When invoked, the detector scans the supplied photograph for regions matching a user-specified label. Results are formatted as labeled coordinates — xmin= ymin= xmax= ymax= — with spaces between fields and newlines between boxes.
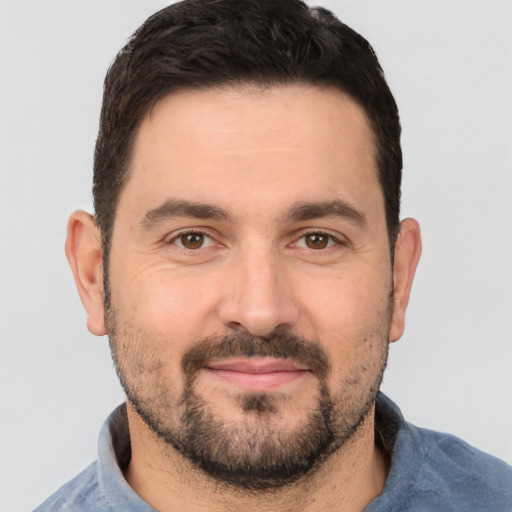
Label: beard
xmin=106 ymin=293 xmax=391 ymax=491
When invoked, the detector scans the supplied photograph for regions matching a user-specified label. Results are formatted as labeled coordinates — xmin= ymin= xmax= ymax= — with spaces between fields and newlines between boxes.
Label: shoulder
xmin=420 ymin=427 xmax=511 ymax=489
xmin=401 ymin=424 xmax=512 ymax=510
xmin=33 ymin=462 xmax=103 ymax=512
xmin=371 ymin=395 xmax=512 ymax=511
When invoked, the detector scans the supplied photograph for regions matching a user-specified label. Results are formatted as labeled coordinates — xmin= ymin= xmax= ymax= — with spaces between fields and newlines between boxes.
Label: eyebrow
xmin=287 ymin=200 xmax=367 ymax=226
xmin=139 ymin=198 xmax=366 ymax=230
xmin=140 ymin=199 xmax=231 ymax=229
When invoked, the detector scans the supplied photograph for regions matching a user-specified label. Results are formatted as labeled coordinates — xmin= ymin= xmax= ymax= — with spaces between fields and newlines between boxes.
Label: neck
xmin=124 ymin=401 xmax=389 ymax=512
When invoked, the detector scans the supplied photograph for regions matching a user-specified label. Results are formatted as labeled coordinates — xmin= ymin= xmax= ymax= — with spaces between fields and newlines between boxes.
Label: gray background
xmin=1 ymin=1 xmax=511 ymax=510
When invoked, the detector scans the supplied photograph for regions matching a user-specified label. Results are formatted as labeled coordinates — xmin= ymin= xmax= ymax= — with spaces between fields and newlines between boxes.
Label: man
xmin=35 ymin=0 xmax=512 ymax=510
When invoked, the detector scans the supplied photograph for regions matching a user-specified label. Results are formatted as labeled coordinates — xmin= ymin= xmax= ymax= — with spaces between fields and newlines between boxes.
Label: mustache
xmin=181 ymin=331 xmax=331 ymax=380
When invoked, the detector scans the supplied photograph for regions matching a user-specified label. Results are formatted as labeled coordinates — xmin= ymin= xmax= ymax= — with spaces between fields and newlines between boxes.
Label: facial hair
xmin=106 ymin=294 xmax=391 ymax=491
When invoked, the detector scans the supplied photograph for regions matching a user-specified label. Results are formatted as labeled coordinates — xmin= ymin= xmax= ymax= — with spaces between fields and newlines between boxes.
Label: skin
xmin=66 ymin=85 xmax=421 ymax=512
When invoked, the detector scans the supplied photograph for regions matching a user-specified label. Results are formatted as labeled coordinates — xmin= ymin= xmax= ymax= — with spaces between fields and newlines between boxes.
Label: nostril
xmin=217 ymin=261 xmax=300 ymax=336
xmin=226 ymin=321 xmax=246 ymax=332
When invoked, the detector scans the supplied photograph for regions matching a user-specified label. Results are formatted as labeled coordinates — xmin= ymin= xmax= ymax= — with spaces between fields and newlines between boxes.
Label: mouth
xmin=202 ymin=357 xmax=310 ymax=391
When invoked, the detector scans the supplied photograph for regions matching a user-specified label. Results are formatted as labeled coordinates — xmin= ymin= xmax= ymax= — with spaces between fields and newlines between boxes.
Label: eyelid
xmin=291 ymin=230 xmax=348 ymax=249
xmin=166 ymin=229 xmax=216 ymax=249
xmin=163 ymin=227 xmax=348 ymax=250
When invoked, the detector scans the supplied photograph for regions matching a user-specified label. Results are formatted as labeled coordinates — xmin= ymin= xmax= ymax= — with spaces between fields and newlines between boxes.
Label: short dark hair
xmin=93 ymin=0 xmax=402 ymax=257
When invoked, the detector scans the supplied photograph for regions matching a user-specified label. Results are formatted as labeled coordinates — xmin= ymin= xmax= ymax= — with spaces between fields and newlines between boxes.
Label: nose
xmin=218 ymin=245 xmax=300 ymax=336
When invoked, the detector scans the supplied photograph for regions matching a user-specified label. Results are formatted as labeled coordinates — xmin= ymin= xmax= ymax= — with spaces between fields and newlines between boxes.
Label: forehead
xmin=121 ymin=84 xmax=382 ymax=223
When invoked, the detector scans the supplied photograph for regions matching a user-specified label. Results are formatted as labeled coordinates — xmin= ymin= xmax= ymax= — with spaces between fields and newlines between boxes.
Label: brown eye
xmin=304 ymin=233 xmax=329 ymax=249
xmin=179 ymin=232 xmax=205 ymax=249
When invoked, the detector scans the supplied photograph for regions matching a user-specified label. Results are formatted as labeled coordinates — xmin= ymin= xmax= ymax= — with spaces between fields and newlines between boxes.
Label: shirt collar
xmin=96 ymin=393 xmax=414 ymax=510
xmin=96 ymin=403 xmax=155 ymax=511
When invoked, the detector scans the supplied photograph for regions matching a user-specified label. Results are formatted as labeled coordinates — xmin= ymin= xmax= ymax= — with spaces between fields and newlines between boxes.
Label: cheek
xmin=296 ymin=267 xmax=392 ymax=372
xmin=110 ymin=261 xmax=222 ymax=343
xmin=107 ymin=270 xmax=209 ymax=393
xmin=299 ymin=266 xmax=391 ymax=333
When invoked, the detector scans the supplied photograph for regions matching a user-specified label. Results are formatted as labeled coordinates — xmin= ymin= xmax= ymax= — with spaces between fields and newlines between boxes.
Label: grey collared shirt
xmin=35 ymin=394 xmax=512 ymax=511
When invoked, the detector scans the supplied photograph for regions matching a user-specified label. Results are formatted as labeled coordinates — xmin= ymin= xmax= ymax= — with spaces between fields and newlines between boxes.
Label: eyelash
xmin=167 ymin=230 xmax=215 ymax=250
xmin=294 ymin=231 xmax=343 ymax=250
xmin=167 ymin=230 xmax=346 ymax=251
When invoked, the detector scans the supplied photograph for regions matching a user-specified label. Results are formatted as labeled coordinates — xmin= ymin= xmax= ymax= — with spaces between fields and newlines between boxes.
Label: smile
xmin=203 ymin=357 xmax=310 ymax=390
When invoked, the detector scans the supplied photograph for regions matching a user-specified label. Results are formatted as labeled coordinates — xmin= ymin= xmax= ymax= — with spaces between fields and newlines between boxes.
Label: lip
xmin=203 ymin=357 xmax=309 ymax=390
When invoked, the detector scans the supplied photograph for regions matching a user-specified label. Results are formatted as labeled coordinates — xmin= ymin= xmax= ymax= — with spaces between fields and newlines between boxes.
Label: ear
xmin=65 ymin=210 xmax=107 ymax=336
xmin=389 ymin=218 xmax=422 ymax=342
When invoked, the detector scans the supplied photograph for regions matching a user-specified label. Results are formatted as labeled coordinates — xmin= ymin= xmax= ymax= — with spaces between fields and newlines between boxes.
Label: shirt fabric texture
xmin=34 ymin=393 xmax=512 ymax=511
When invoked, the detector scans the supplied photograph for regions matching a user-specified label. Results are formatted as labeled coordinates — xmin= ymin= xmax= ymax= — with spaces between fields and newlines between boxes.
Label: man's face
xmin=105 ymin=85 xmax=397 ymax=488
